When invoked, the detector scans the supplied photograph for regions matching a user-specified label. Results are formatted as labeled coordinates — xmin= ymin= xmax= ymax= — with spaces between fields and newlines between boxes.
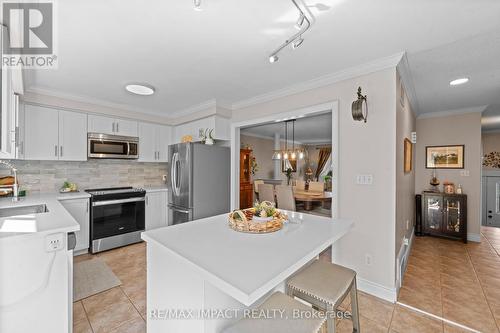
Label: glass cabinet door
xmin=444 ymin=197 xmax=462 ymax=234
xmin=425 ymin=196 xmax=442 ymax=232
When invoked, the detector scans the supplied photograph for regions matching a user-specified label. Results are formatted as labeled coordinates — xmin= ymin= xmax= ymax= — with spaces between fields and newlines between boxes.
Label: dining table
xmin=293 ymin=190 xmax=333 ymax=211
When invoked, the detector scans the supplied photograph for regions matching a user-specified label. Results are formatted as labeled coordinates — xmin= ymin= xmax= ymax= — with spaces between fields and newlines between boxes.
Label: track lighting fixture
xmin=295 ymin=13 xmax=305 ymax=29
xmin=269 ymin=55 xmax=279 ymax=63
xmin=292 ymin=37 xmax=304 ymax=49
xmin=269 ymin=0 xmax=313 ymax=63
xmin=193 ymin=0 xmax=202 ymax=11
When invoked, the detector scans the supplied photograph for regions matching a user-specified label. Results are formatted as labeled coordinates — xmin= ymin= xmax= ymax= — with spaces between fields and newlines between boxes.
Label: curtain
xmin=315 ymin=148 xmax=331 ymax=180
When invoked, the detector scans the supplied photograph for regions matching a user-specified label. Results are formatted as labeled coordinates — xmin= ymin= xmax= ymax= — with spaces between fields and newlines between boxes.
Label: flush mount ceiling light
xmin=269 ymin=0 xmax=313 ymax=63
xmin=449 ymin=78 xmax=469 ymax=86
xmin=193 ymin=0 xmax=202 ymax=11
xmin=125 ymin=84 xmax=155 ymax=96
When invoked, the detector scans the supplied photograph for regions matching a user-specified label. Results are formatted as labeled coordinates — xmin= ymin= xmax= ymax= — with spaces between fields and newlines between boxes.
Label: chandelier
xmin=272 ymin=120 xmax=304 ymax=160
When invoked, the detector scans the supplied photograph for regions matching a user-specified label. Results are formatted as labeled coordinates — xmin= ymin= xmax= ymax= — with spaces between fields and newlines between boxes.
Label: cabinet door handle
xmin=55 ymin=145 xmax=58 ymax=157
xmin=86 ymin=201 xmax=89 ymax=213
xmin=116 ymin=122 xmax=119 ymax=132
xmin=112 ymin=122 xmax=115 ymax=132
xmin=60 ymin=146 xmax=63 ymax=157
xmin=146 ymin=196 xmax=149 ymax=205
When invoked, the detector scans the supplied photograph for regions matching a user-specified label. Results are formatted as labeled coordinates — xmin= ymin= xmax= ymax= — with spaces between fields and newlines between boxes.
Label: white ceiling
xmin=24 ymin=0 xmax=500 ymax=118
xmin=406 ymin=29 xmax=500 ymax=116
xmin=241 ymin=113 xmax=332 ymax=144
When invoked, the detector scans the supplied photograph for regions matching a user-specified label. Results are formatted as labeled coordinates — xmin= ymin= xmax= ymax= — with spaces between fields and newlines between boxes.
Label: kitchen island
xmin=141 ymin=211 xmax=352 ymax=333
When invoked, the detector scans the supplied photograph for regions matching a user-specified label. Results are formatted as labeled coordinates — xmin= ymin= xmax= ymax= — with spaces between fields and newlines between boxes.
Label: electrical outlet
xmin=45 ymin=233 xmax=64 ymax=252
xmin=365 ymin=254 xmax=372 ymax=266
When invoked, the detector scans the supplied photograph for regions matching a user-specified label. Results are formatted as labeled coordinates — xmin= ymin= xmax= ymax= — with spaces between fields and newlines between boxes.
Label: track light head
xmin=194 ymin=0 xmax=202 ymax=11
xmin=295 ymin=13 xmax=305 ymax=29
xmin=292 ymin=37 xmax=304 ymax=49
xmin=269 ymin=54 xmax=279 ymax=63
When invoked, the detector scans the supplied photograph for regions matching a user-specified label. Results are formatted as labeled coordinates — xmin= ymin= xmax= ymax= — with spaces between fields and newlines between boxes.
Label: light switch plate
xmin=356 ymin=174 xmax=373 ymax=185
xmin=411 ymin=132 xmax=417 ymax=144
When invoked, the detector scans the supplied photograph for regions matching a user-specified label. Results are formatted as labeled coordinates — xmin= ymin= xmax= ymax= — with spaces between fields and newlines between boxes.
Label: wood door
xmin=58 ymin=110 xmax=87 ymax=161
xmin=24 ymin=105 xmax=59 ymax=160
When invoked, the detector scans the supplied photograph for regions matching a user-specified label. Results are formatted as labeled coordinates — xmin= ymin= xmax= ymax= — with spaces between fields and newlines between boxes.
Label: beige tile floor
xmin=73 ymin=227 xmax=500 ymax=333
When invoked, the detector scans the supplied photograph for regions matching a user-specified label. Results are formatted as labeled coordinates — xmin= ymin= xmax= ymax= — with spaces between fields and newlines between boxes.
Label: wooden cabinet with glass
xmin=422 ymin=192 xmax=467 ymax=243
xmin=239 ymin=149 xmax=253 ymax=209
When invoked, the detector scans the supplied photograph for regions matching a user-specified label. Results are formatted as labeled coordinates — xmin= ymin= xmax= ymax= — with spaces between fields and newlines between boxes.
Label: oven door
xmin=91 ymin=197 xmax=145 ymax=240
xmin=88 ymin=135 xmax=138 ymax=159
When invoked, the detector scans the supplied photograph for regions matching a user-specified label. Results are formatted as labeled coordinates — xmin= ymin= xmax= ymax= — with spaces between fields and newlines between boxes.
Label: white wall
xmin=395 ymin=73 xmax=416 ymax=260
xmin=232 ymin=68 xmax=398 ymax=300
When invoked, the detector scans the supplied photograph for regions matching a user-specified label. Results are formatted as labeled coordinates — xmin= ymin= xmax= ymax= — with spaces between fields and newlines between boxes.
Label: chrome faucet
xmin=0 ymin=160 xmax=19 ymax=202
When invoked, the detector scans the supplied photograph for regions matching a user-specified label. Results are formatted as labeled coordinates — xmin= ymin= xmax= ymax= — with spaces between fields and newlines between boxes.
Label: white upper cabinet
xmin=172 ymin=116 xmax=230 ymax=144
xmin=138 ymin=122 xmax=171 ymax=162
xmin=138 ymin=122 xmax=156 ymax=162
xmin=157 ymin=125 xmax=171 ymax=162
xmin=25 ymin=105 xmax=59 ymax=160
xmin=58 ymin=110 xmax=87 ymax=161
xmin=0 ymin=64 xmax=23 ymax=159
xmin=24 ymin=105 xmax=87 ymax=161
xmin=88 ymin=115 xmax=138 ymax=137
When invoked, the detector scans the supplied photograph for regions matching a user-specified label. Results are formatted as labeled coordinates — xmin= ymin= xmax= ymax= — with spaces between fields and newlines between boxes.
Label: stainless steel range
xmin=86 ymin=187 xmax=146 ymax=253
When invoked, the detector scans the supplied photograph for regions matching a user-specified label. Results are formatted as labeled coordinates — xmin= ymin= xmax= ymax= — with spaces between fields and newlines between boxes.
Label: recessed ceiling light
xmin=125 ymin=84 xmax=155 ymax=96
xmin=449 ymin=78 xmax=469 ymax=86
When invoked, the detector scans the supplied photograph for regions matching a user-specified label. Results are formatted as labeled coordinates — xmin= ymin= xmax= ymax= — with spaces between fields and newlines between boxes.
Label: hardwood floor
xmin=73 ymin=227 xmax=500 ymax=332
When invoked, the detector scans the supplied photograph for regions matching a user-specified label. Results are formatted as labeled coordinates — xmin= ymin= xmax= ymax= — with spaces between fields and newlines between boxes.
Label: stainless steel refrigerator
xmin=168 ymin=142 xmax=230 ymax=225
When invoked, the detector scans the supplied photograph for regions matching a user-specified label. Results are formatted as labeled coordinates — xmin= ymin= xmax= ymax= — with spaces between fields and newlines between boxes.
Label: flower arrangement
xmin=199 ymin=128 xmax=215 ymax=145
xmin=250 ymin=157 xmax=259 ymax=176
xmin=253 ymin=200 xmax=276 ymax=218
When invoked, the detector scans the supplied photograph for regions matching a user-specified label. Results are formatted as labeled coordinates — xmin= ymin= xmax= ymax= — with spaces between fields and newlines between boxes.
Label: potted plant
xmin=199 ymin=128 xmax=215 ymax=145
xmin=323 ymin=171 xmax=332 ymax=191
xmin=285 ymin=168 xmax=293 ymax=186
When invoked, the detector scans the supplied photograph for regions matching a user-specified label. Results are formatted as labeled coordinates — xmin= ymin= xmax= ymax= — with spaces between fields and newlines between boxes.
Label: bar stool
xmin=287 ymin=260 xmax=360 ymax=333
xmin=222 ymin=291 xmax=326 ymax=333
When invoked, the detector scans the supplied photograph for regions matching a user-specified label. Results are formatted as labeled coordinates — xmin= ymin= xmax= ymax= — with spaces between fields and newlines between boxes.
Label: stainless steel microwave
xmin=88 ymin=133 xmax=139 ymax=159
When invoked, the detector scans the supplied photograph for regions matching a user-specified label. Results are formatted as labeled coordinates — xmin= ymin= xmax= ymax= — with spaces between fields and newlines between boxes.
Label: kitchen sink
xmin=0 ymin=204 xmax=49 ymax=218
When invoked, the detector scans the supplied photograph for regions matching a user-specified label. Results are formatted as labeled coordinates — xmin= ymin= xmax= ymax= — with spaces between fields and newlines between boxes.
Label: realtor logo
xmin=2 ymin=0 xmax=57 ymax=68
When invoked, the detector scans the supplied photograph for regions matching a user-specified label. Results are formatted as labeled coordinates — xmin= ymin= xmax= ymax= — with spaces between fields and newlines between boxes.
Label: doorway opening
xmin=229 ymin=101 xmax=339 ymax=219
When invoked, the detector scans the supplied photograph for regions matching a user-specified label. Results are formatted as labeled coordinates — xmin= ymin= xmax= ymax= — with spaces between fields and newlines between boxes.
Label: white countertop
xmin=0 ymin=193 xmax=85 ymax=240
xmin=144 ymin=186 xmax=168 ymax=193
xmin=142 ymin=212 xmax=353 ymax=305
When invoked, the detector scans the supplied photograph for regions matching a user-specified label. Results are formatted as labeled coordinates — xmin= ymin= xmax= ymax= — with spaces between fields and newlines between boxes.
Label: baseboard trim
xmin=467 ymin=233 xmax=481 ymax=242
xmin=356 ymin=277 xmax=397 ymax=303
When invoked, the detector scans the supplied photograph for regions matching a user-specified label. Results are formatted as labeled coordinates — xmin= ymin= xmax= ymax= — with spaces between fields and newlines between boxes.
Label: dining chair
xmin=308 ymin=181 xmax=324 ymax=193
xmin=295 ymin=180 xmax=306 ymax=191
xmin=275 ymin=185 xmax=296 ymax=211
xmin=254 ymin=180 xmax=264 ymax=198
xmin=258 ymin=184 xmax=275 ymax=205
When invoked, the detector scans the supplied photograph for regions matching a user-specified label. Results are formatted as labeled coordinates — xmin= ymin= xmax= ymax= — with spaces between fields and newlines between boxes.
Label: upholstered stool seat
xmin=222 ymin=291 xmax=326 ymax=333
xmin=287 ymin=260 xmax=360 ymax=333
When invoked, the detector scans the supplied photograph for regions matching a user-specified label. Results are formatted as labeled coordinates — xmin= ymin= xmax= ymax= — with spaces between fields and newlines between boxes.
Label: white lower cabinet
xmin=60 ymin=198 xmax=90 ymax=252
xmin=145 ymin=190 xmax=168 ymax=230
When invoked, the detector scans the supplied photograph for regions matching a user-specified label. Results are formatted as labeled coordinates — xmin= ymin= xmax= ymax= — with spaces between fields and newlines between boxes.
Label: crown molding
xmin=24 ymin=86 xmax=171 ymax=119
xmin=168 ymin=99 xmax=217 ymax=119
xmin=231 ymin=52 xmax=405 ymax=110
xmin=396 ymin=52 xmax=420 ymax=114
xmin=417 ymin=105 xmax=487 ymax=119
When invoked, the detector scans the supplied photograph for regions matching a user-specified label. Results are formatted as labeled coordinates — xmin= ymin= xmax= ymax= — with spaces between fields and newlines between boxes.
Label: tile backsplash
xmin=0 ymin=160 xmax=168 ymax=194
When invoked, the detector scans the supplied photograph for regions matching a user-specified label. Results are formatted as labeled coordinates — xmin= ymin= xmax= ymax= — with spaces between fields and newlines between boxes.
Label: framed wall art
xmin=426 ymin=145 xmax=464 ymax=169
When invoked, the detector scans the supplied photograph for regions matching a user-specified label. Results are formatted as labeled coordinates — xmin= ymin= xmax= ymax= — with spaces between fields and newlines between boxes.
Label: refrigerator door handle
xmin=171 ymin=152 xmax=180 ymax=196
xmin=168 ymin=205 xmax=190 ymax=214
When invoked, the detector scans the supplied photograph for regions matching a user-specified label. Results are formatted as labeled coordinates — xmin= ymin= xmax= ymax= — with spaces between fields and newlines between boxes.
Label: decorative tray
xmin=228 ymin=201 xmax=287 ymax=234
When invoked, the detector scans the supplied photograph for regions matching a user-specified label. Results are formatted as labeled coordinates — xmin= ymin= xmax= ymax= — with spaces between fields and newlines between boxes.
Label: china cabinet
xmin=422 ymin=192 xmax=467 ymax=243
xmin=239 ymin=149 xmax=253 ymax=209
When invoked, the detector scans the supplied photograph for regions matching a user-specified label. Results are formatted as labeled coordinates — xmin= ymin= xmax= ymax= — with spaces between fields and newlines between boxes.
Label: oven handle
xmin=93 ymin=197 xmax=145 ymax=206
